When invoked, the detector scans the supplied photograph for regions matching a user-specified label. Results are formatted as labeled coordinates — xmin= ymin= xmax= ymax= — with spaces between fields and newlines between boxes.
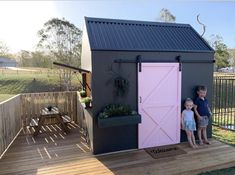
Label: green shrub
xmin=80 ymin=90 xmax=87 ymax=97
xmin=83 ymin=97 xmax=91 ymax=103
xmin=98 ymin=104 xmax=137 ymax=118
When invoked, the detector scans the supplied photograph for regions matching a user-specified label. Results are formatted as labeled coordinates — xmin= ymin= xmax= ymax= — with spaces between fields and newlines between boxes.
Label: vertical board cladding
xmin=91 ymin=52 xmax=138 ymax=154
xmin=91 ymin=51 xmax=214 ymax=154
xmin=181 ymin=62 xmax=214 ymax=141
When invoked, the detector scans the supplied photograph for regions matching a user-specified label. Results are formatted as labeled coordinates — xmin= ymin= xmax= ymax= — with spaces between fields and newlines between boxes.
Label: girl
xmin=181 ymin=98 xmax=198 ymax=148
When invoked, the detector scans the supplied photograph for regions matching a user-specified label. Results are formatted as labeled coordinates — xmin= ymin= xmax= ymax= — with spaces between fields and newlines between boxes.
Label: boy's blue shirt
xmin=194 ymin=97 xmax=210 ymax=117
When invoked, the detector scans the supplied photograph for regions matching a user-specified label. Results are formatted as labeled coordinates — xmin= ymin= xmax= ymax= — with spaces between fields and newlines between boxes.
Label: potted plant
xmin=80 ymin=90 xmax=87 ymax=98
xmin=83 ymin=97 xmax=92 ymax=108
xmin=47 ymin=105 xmax=53 ymax=111
xmin=97 ymin=104 xmax=141 ymax=128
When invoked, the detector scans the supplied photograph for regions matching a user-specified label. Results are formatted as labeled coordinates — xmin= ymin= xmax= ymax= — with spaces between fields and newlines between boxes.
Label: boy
xmin=194 ymin=85 xmax=212 ymax=145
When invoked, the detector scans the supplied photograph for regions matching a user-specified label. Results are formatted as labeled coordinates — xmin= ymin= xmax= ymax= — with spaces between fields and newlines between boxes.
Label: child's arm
xmin=181 ymin=113 xmax=184 ymax=130
xmin=207 ymin=104 xmax=212 ymax=116
xmin=194 ymin=105 xmax=202 ymax=120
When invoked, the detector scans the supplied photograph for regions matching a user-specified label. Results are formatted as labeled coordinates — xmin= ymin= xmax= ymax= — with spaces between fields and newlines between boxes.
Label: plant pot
xmin=85 ymin=102 xmax=90 ymax=108
xmin=98 ymin=114 xmax=141 ymax=128
xmin=47 ymin=106 xmax=52 ymax=111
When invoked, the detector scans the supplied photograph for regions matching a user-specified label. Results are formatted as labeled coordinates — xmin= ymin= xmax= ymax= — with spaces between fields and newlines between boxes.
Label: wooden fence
xmin=0 ymin=95 xmax=22 ymax=158
xmin=21 ymin=91 xmax=78 ymax=126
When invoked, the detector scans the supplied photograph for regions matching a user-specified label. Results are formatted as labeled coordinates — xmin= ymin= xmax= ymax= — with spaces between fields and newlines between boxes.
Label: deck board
xmin=1 ymin=126 xmax=235 ymax=175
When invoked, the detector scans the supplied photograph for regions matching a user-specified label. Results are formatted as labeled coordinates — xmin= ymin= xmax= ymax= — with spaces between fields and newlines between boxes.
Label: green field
xmin=213 ymin=125 xmax=235 ymax=146
xmin=0 ymin=67 xmax=81 ymax=102
xmin=0 ymin=94 xmax=16 ymax=102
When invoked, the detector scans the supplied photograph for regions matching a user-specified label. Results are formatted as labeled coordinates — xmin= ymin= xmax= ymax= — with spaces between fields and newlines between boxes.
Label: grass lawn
xmin=0 ymin=94 xmax=16 ymax=103
xmin=212 ymin=125 xmax=235 ymax=146
xmin=198 ymin=126 xmax=235 ymax=175
xmin=0 ymin=67 xmax=81 ymax=102
xmin=199 ymin=167 xmax=235 ymax=175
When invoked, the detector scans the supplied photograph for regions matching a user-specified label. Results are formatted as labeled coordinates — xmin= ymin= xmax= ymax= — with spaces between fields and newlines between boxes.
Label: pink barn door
xmin=138 ymin=63 xmax=181 ymax=149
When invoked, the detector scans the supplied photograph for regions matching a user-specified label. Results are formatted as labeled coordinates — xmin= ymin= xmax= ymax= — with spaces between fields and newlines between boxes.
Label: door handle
xmin=139 ymin=96 xmax=142 ymax=103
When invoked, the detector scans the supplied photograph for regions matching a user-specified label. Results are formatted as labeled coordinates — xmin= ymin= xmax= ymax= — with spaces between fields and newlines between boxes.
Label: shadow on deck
xmin=1 ymin=126 xmax=235 ymax=175
xmin=0 ymin=123 xmax=92 ymax=175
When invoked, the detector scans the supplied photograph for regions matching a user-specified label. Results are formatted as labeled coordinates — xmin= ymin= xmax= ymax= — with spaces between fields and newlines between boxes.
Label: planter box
xmin=98 ymin=114 xmax=141 ymax=128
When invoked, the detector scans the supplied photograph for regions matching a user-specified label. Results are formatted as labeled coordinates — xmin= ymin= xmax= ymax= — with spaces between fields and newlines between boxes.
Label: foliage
xmin=209 ymin=35 xmax=230 ymax=69
xmin=37 ymin=18 xmax=82 ymax=90
xmin=114 ymin=76 xmax=129 ymax=97
xmin=83 ymin=97 xmax=91 ymax=103
xmin=82 ymin=97 xmax=91 ymax=108
xmin=37 ymin=18 xmax=82 ymax=66
xmin=229 ymin=49 xmax=235 ymax=67
xmin=0 ymin=41 xmax=10 ymax=57
xmin=47 ymin=105 xmax=53 ymax=111
xmin=0 ymin=40 xmax=16 ymax=60
xmin=17 ymin=50 xmax=53 ymax=68
xmin=79 ymin=90 xmax=87 ymax=97
xmin=31 ymin=51 xmax=53 ymax=68
xmin=98 ymin=104 xmax=137 ymax=119
xmin=157 ymin=8 xmax=176 ymax=23
xmin=106 ymin=66 xmax=130 ymax=97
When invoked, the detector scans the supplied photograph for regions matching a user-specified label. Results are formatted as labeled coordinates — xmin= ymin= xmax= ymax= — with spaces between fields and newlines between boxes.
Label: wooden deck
xmin=1 ymin=125 xmax=235 ymax=175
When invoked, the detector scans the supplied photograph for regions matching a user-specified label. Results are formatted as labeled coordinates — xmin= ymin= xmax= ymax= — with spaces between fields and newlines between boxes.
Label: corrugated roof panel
xmin=85 ymin=17 xmax=213 ymax=52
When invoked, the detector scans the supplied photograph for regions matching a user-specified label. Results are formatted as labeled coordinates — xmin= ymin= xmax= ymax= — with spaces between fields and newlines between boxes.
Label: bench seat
xmin=29 ymin=118 xmax=39 ymax=127
xmin=62 ymin=115 xmax=72 ymax=123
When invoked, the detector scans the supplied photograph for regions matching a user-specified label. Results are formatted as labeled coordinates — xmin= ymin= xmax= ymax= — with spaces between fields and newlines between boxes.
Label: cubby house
xmin=81 ymin=17 xmax=214 ymax=154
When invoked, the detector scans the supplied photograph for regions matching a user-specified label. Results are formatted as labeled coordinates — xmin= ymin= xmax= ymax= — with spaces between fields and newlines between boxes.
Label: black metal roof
xmin=85 ymin=17 xmax=214 ymax=53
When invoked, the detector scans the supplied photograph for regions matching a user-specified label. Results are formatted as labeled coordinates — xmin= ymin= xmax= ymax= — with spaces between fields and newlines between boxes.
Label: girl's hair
xmin=184 ymin=98 xmax=193 ymax=104
xmin=197 ymin=85 xmax=207 ymax=91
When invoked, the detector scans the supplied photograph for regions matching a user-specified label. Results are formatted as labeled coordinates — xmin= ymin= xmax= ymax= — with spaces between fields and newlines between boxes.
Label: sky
xmin=0 ymin=0 xmax=235 ymax=53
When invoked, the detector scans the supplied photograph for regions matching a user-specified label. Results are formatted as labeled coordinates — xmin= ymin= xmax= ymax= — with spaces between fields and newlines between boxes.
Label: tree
xmin=31 ymin=51 xmax=53 ymax=68
xmin=157 ymin=8 xmax=176 ymax=23
xmin=37 ymin=18 xmax=82 ymax=66
xmin=37 ymin=18 xmax=82 ymax=90
xmin=209 ymin=35 xmax=230 ymax=69
xmin=0 ymin=41 xmax=10 ymax=57
xmin=229 ymin=49 xmax=235 ymax=67
xmin=18 ymin=50 xmax=32 ymax=67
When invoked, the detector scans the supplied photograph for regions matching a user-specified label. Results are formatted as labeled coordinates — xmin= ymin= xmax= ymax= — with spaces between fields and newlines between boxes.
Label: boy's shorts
xmin=198 ymin=116 xmax=209 ymax=127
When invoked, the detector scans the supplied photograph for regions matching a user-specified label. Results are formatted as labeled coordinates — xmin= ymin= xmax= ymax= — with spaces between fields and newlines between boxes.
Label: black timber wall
xmin=91 ymin=51 xmax=214 ymax=154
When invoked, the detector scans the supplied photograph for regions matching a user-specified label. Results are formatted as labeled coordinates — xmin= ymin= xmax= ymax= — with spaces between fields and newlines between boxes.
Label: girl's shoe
xmin=199 ymin=141 xmax=204 ymax=145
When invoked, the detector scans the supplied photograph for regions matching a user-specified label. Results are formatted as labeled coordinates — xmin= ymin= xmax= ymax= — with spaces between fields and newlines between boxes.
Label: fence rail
xmin=213 ymin=75 xmax=235 ymax=130
xmin=21 ymin=91 xmax=78 ymax=126
xmin=0 ymin=95 xmax=22 ymax=158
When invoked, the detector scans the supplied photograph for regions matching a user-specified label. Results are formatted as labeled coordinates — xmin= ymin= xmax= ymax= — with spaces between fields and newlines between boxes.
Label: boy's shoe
xmin=204 ymin=140 xmax=211 ymax=145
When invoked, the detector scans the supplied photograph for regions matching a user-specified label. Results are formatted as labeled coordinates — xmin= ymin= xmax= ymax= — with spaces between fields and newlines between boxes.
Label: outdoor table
xmin=33 ymin=107 xmax=69 ymax=136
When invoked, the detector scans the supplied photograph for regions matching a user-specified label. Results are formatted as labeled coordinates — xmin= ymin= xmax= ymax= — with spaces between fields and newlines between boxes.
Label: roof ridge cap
xmin=85 ymin=17 xmax=190 ymax=27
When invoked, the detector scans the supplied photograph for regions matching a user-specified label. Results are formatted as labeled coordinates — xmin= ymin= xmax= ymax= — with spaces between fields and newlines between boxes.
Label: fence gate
xmin=213 ymin=75 xmax=235 ymax=130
